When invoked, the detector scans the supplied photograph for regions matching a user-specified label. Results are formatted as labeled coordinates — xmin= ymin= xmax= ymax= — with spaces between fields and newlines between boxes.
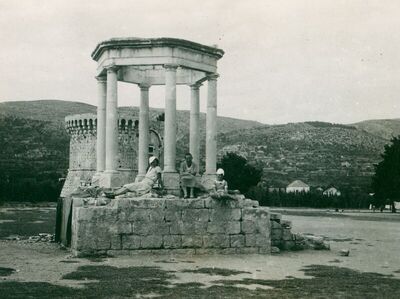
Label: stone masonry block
xmin=203 ymin=234 xmax=229 ymax=248
xmin=163 ymin=235 xmax=182 ymax=249
xmin=242 ymin=207 xmax=270 ymax=221
xmin=182 ymin=235 xmax=203 ymax=248
xmin=230 ymin=234 xmax=245 ymax=248
xmin=109 ymin=221 xmax=132 ymax=235
xmin=125 ymin=210 xmax=150 ymax=222
xmin=133 ymin=221 xmax=170 ymax=236
xmin=90 ymin=233 xmax=111 ymax=250
xmin=282 ymin=228 xmax=293 ymax=241
xmin=111 ymin=198 xmax=166 ymax=209
xmin=209 ymin=208 xmax=241 ymax=221
xmin=245 ymin=234 xmax=256 ymax=247
xmin=165 ymin=198 xmax=189 ymax=209
xmin=76 ymin=207 xmax=95 ymax=221
xmin=111 ymin=235 xmax=122 ymax=250
xmin=258 ymin=246 xmax=271 ymax=254
xmin=122 ymin=235 xmax=141 ymax=249
xmin=207 ymin=221 xmax=241 ymax=234
xmin=170 ymin=221 xmax=207 ymax=235
xmin=272 ymin=240 xmax=282 ymax=247
xmin=271 ymin=221 xmax=282 ymax=229
xmin=205 ymin=198 xmax=244 ymax=209
xmin=76 ymin=206 xmax=118 ymax=223
xmin=271 ymin=228 xmax=283 ymax=240
xmin=165 ymin=209 xmax=182 ymax=221
xmin=141 ymin=235 xmax=163 ymax=249
xmin=186 ymin=198 xmax=205 ymax=209
xmin=241 ymin=220 xmax=256 ymax=234
xmin=255 ymin=233 xmax=270 ymax=247
xmin=182 ymin=209 xmax=209 ymax=222
xmin=242 ymin=199 xmax=259 ymax=208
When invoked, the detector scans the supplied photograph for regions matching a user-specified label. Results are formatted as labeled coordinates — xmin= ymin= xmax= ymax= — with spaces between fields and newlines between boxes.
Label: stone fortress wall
xmin=60 ymin=112 xmax=163 ymax=197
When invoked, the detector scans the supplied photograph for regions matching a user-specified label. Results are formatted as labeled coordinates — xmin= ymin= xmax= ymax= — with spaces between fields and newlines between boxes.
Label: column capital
xmin=207 ymin=73 xmax=219 ymax=81
xmin=105 ymin=63 xmax=119 ymax=73
xmin=190 ymin=82 xmax=203 ymax=90
xmin=95 ymin=75 xmax=107 ymax=83
xmin=164 ymin=63 xmax=179 ymax=71
xmin=138 ymin=83 xmax=151 ymax=90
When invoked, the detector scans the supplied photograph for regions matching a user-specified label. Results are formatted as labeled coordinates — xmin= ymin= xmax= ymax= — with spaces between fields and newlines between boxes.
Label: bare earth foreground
xmin=0 ymin=205 xmax=400 ymax=298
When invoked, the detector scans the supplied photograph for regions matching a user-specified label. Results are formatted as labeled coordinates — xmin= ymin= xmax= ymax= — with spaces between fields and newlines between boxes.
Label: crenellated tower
xmin=60 ymin=111 xmax=163 ymax=197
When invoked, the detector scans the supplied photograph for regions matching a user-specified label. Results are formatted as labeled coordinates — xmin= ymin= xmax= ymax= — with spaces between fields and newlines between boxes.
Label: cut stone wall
xmin=71 ymin=196 xmax=271 ymax=256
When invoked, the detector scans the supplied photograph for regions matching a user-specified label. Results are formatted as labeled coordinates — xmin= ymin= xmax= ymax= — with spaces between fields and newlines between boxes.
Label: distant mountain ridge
xmin=0 ymin=100 xmax=262 ymax=133
xmin=351 ymin=118 xmax=400 ymax=140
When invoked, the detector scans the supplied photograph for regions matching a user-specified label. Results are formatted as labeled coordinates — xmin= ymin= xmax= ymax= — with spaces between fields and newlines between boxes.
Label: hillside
xmin=0 ymin=100 xmax=396 ymax=201
xmin=352 ymin=118 xmax=400 ymax=140
xmin=218 ymin=121 xmax=388 ymax=192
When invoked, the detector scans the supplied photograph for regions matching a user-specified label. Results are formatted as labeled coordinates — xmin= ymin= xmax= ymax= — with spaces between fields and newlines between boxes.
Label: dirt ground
xmin=0 ymin=206 xmax=399 ymax=298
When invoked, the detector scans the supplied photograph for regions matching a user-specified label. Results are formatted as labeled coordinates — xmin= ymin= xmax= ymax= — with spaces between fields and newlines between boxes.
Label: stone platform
xmin=71 ymin=196 xmax=271 ymax=257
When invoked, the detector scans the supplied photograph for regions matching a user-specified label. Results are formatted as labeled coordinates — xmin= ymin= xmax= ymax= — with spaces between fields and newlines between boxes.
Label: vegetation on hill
xmin=0 ymin=100 xmax=396 ymax=205
xmin=219 ymin=122 xmax=388 ymax=194
xmin=0 ymin=116 xmax=68 ymax=202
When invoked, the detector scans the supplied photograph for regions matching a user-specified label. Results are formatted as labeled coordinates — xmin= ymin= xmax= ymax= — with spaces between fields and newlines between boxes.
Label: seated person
xmin=179 ymin=152 xmax=199 ymax=198
xmin=104 ymin=156 xmax=162 ymax=198
xmin=211 ymin=168 xmax=228 ymax=198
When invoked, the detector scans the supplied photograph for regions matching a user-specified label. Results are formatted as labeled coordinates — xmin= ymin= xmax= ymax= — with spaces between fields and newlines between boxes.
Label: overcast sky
xmin=1 ymin=0 xmax=399 ymax=124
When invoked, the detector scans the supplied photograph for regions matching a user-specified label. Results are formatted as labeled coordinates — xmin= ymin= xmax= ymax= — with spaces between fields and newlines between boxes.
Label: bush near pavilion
xmin=217 ymin=152 xmax=263 ymax=194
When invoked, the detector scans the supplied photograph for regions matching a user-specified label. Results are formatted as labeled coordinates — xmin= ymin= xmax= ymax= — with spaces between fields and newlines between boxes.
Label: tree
xmin=218 ymin=152 xmax=262 ymax=194
xmin=372 ymin=136 xmax=400 ymax=212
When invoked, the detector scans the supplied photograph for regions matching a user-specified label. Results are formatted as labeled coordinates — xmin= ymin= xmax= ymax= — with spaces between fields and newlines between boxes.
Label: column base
xmin=162 ymin=171 xmax=180 ymax=196
xmin=99 ymin=171 xmax=124 ymax=189
xmin=201 ymin=173 xmax=217 ymax=191
xmin=91 ymin=172 xmax=103 ymax=187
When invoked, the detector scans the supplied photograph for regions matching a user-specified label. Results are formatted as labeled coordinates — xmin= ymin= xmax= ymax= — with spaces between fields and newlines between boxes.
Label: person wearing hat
xmin=104 ymin=156 xmax=163 ymax=198
xmin=213 ymin=168 xmax=228 ymax=195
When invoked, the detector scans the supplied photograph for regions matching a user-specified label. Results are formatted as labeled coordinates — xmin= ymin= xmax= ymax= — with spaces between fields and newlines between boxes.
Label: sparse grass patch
xmin=1 ymin=264 xmax=400 ymax=298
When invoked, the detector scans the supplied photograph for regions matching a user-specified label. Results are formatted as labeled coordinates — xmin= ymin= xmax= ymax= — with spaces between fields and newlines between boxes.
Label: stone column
xmin=205 ymin=74 xmax=219 ymax=175
xmin=136 ymin=84 xmax=150 ymax=181
xmin=101 ymin=64 xmax=121 ymax=188
xmin=163 ymin=64 xmax=178 ymax=172
xmin=190 ymin=83 xmax=201 ymax=166
xmin=162 ymin=64 xmax=180 ymax=195
xmin=92 ymin=76 xmax=107 ymax=185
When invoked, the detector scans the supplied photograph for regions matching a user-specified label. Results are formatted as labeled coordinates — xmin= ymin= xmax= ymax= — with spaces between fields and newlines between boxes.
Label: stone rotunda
xmin=57 ymin=38 xmax=297 ymax=257
xmin=91 ymin=37 xmax=224 ymax=194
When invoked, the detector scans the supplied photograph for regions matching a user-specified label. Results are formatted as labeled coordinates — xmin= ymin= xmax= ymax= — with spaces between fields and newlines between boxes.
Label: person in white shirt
xmin=104 ymin=156 xmax=163 ymax=198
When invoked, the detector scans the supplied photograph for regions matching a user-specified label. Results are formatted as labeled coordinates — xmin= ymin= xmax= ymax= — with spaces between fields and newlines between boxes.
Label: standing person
xmin=179 ymin=153 xmax=199 ymax=198
xmin=104 ymin=156 xmax=162 ymax=198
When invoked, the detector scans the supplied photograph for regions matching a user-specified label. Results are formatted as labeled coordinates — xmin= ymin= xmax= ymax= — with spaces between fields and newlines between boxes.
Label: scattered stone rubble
xmin=270 ymin=212 xmax=330 ymax=252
